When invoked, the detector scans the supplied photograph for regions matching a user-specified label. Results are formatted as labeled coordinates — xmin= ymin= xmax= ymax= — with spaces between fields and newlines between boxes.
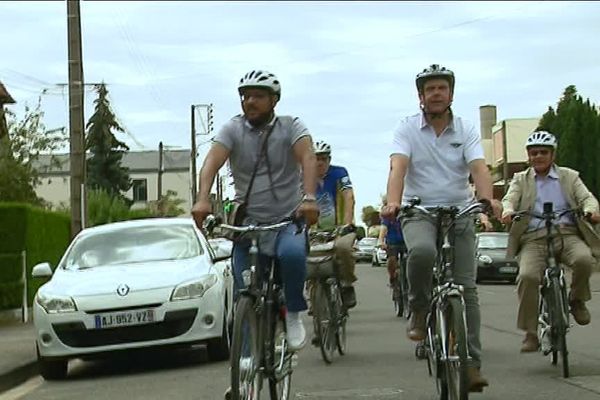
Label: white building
xmin=35 ymin=150 xmax=193 ymax=213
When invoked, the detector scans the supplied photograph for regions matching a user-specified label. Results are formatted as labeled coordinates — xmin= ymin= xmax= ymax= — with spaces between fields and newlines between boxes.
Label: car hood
xmin=478 ymin=248 xmax=512 ymax=261
xmin=41 ymin=257 xmax=212 ymax=297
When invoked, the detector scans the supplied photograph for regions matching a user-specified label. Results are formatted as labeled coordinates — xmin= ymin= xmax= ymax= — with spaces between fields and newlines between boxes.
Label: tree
xmin=361 ymin=205 xmax=378 ymax=227
xmin=0 ymin=98 xmax=66 ymax=205
xmin=86 ymin=83 xmax=131 ymax=199
xmin=538 ymin=85 xmax=600 ymax=199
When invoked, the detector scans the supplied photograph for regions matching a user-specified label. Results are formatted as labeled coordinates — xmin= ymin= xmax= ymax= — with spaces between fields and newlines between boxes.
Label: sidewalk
xmin=1 ymin=273 xmax=600 ymax=394
xmin=0 ymin=319 xmax=37 ymax=394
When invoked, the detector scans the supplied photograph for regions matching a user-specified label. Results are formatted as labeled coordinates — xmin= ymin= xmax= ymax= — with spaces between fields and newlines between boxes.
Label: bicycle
xmin=306 ymin=230 xmax=348 ymax=364
xmin=214 ymin=217 xmax=303 ymax=400
xmin=512 ymin=202 xmax=582 ymax=378
xmin=401 ymin=197 xmax=487 ymax=400
xmin=389 ymin=244 xmax=410 ymax=319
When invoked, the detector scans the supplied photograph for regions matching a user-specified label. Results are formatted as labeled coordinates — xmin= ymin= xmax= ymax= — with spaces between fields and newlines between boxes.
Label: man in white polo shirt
xmin=382 ymin=64 xmax=501 ymax=392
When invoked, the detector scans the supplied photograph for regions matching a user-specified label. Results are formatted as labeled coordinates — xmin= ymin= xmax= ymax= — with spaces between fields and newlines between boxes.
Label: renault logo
xmin=116 ymin=284 xmax=130 ymax=297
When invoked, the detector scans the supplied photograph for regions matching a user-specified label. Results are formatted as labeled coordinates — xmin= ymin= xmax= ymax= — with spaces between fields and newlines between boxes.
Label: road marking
xmin=295 ymin=387 xmax=404 ymax=398
xmin=0 ymin=376 xmax=43 ymax=400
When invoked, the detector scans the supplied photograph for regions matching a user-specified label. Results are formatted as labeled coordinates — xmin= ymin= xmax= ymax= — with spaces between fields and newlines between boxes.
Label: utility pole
xmin=158 ymin=141 xmax=164 ymax=201
xmin=190 ymin=103 xmax=214 ymax=202
xmin=67 ymin=0 xmax=86 ymax=238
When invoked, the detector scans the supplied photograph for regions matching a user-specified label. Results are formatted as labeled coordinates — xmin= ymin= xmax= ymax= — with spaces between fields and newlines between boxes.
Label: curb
xmin=0 ymin=361 xmax=38 ymax=394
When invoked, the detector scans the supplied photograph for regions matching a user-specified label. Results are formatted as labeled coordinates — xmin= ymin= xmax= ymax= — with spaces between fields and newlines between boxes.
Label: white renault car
xmin=32 ymin=218 xmax=233 ymax=380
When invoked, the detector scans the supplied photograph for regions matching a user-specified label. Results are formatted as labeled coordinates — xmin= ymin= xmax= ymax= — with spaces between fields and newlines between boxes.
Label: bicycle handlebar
xmin=204 ymin=214 xmax=301 ymax=235
xmin=397 ymin=197 xmax=487 ymax=220
xmin=512 ymin=207 xmax=582 ymax=222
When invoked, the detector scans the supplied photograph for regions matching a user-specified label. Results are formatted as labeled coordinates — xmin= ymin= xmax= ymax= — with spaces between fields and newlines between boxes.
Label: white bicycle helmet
xmin=238 ymin=70 xmax=281 ymax=98
xmin=416 ymin=64 xmax=455 ymax=92
xmin=526 ymin=131 xmax=557 ymax=149
xmin=313 ymin=141 xmax=331 ymax=155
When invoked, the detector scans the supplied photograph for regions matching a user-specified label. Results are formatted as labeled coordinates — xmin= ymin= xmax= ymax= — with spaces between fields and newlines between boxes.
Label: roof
xmin=0 ymin=82 xmax=16 ymax=104
xmin=34 ymin=149 xmax=191 ymax=175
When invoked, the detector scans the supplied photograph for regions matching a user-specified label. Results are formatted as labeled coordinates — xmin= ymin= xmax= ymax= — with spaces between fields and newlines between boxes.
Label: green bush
xmin=87 ymin=188 xmax=131 ymax=227
xmin=0 ymin=203 xmax=70 ymax=309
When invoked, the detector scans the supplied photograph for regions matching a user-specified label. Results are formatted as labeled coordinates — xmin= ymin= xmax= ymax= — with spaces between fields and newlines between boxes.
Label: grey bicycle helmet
xmin=526 ymin=131 xmax=557 ymax=149
xmin=238 ymin=70 xmax=281 ymax=99
xmin=415 ymin=64 xmax=455 ymax=92
xmin=313 ymin=141 xmax=331 ymax=155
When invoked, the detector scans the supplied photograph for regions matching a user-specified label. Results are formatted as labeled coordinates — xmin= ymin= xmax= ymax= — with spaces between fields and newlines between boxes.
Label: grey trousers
xmin=402 ymin=215 xmax=483 ymax=368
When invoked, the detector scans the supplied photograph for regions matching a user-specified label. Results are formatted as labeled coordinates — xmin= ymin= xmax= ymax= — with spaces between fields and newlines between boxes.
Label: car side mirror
xmin=32 ymin=262 xmax=53 ymax=278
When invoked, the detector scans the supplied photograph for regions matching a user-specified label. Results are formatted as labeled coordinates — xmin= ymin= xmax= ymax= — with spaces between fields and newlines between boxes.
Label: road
xmin=4 ymin=263 xmax=600 ymax=400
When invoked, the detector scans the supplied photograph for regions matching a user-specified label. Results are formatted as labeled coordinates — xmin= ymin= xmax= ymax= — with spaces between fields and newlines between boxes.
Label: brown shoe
xmin=570 ymin=300 xmax=591 ymax=326
xmin=520 ymin=333 xmax=539 ymax=353
xmin=467 ymin=367 xmax=489 ymax=392
xmin=407 ymin=311 xmax=426 ymax=341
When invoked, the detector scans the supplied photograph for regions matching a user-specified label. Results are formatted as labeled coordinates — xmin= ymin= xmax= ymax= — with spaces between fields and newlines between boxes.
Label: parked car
xmin=355 ymin=237 xmax=377 ymax=262
xmin=372 ymin=246 xmax=387 ymax=267
xmin=32 ymin=218 xmax=233 ymax=380
xmin=475 ymin=232 xmax=519 ymax=283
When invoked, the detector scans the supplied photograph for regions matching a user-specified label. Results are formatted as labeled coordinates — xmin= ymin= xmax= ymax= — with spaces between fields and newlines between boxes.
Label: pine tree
xmin=86 ymin=83 xmax=131 ymax=199
xmin=537 ymin=85 xmax=600 ymax=199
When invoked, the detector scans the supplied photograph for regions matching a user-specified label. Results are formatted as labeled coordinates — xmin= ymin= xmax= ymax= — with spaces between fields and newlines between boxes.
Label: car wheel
xmin=207 ymin=312 xmax=231 ymax=362
xmin=37 ymin=345 xmax=68 ymax=380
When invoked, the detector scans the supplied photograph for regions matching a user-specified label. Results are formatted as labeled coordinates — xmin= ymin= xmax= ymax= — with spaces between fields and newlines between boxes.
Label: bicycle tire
xmin=392 ymin=273 xmax=404 ymax=318
xmin=231 ymin=296 xmax=262 ymax=400
xmin=314 ymin=281 xmax=335 ymax=364
xmin=440 ymin=297 xmax=469 ymax=400
xmin=332 ymin=284 xmax=347 ymax=355
xmin=550 ymin=278 xmax=570 ymax=378
xmin=268 ymin=309 xmax=292 ymax=400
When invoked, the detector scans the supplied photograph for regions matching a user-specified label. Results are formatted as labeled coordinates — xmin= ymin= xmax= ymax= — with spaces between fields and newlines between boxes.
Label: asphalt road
xmin=4 ymin=263 xmax=600 ymax=400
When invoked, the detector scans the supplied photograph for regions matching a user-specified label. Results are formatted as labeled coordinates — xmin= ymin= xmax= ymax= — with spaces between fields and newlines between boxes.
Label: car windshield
xmin=359 ymin=238 xmax=377 ymax=247
xmin=478 ymin=235 xmax=508 ymax=249
xmin=62 ymin=224 xmax=203 ymax=270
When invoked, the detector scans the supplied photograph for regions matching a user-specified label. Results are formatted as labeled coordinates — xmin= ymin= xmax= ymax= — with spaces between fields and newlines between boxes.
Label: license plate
xmin=94 ymin=309 xmax=155 ymax=329
xmin=499 ymin=266 xmax=518 ymax=274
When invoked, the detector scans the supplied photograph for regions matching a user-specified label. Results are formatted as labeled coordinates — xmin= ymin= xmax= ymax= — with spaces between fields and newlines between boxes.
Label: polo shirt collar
xmin=419 ymin=112 xmax=455 ymax=133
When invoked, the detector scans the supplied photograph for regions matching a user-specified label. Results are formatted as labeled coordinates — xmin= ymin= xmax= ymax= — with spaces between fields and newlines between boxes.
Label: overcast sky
xmin=2 ymin=1 xmax=600 ymax=220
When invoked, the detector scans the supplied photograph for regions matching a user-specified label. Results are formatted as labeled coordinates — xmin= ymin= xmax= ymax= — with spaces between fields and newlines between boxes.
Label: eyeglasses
xmin=240 ymin=92 xmax=270 ymax=102
xmin=529 ymin=149 xmax=552 ymax=157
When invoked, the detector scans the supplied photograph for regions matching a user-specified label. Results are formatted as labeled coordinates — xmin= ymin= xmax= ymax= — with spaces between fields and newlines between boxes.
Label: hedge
xmin=0 ymin=203 xmax=71 ymax=310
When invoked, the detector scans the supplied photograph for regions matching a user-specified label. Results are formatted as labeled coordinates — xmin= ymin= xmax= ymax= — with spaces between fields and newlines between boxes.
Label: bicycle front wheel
xmin=440 ymin=297 xmax=469 ymax=400
xmin=549 ymin=278 xmax=570 ymax=378
xmin=331 ymin=284 xmax=347 ymax=355
xmin=231 ymin=296 xmax=262 ymax=400
xmin=314 ymin=282 xmax=335 ymax=364
xmin=268 ymin=310 xmax=292 ymax=400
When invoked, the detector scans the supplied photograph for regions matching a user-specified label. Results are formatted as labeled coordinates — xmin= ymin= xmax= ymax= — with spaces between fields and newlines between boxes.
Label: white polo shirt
xmin=391 ymin=113 xmax=484 ymax=207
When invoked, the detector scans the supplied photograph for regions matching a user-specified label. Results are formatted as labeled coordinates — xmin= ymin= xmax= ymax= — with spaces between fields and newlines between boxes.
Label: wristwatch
xmin=302 ymin=194 xmax=317 ymax=202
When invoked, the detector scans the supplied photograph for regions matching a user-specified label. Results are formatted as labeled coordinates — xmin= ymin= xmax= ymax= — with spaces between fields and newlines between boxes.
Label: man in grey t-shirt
xmin=192 ymin=71 xmax=319 ymax=362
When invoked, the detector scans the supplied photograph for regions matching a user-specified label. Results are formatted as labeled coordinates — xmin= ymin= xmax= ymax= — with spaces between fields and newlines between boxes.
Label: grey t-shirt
xmin=215 ymin=115 xmax=310 ymax=223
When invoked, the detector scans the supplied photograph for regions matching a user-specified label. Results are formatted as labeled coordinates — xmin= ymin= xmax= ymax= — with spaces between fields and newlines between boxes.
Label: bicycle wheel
xmin=549 ymin=278 xmax=569 ymax=378
xmin=392 ymin=272 xmax=404 ymax=318
xmin=399 ymin=262 xmax=411 ymax=319
xmin=314 ymin=281 xmax=335 ymax=364
xmin=231 ymin=296 xmax=262 ymax=400
xmin=269 ymin=309 xmax=292 ymax=400
xmin=440 ymin=297 xmax=469 ymax=400
xmin=332 ymin=284 xmax=347 ymax=355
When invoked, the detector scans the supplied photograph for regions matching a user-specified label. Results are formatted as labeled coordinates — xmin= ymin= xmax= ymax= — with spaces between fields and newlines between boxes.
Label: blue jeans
xmin=232 ymin=223 xmax=308 ymax=312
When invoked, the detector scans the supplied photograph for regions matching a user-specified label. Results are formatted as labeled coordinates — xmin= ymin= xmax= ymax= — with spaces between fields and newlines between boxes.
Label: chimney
xmin=479 ymin=105 xmax=497 ymax=140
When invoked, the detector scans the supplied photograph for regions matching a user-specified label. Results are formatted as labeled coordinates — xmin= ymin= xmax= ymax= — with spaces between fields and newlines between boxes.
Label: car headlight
xmin=478 ymin=255 xmax=493 ymax=264
xmin=36 ymin=292 xmax=77 ymax=314
xmin=171 ymin=274 xmax=218 ymax=301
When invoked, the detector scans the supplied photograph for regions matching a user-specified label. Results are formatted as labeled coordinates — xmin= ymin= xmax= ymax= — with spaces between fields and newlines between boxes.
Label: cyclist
xmin=313 ymin=140 xmax=358 ymax=308
xmin=191 ymin=70 xmax=319 ymax=355
xmin=501 ymin=131 xmax=600 ymax=352
xmin=378 ymin=199 xmax=407 ymax=285
xmin=382 ymin=64 xmax=501 ymax=392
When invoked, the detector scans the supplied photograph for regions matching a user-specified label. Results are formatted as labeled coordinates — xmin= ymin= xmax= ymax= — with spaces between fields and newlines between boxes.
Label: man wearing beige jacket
xmin=501 ymin=131 xmax=600 ymax=352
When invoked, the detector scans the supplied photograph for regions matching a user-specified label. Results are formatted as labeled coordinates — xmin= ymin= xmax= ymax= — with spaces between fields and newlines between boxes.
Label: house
xmin=479 ymin=105 xmax=540 ymax=198
xmin=34 ymin=149 xmax=193 ymax=213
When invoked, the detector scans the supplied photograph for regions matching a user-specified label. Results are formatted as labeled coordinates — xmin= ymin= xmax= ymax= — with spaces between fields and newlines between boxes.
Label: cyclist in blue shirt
xmin=378 ymin=206 xmax=407 ymax=285
xmin=313 ymin=141 xmax=358 ymax=308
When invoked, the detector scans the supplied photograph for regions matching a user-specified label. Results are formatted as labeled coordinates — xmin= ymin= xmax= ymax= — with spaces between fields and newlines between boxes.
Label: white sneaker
xmin=285 ymin=312 xmax=307 ymax=351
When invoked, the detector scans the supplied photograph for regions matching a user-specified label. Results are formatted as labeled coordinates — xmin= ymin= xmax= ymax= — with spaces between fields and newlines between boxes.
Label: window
xmin=132 ymin=179 xmax=148 ymax=202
